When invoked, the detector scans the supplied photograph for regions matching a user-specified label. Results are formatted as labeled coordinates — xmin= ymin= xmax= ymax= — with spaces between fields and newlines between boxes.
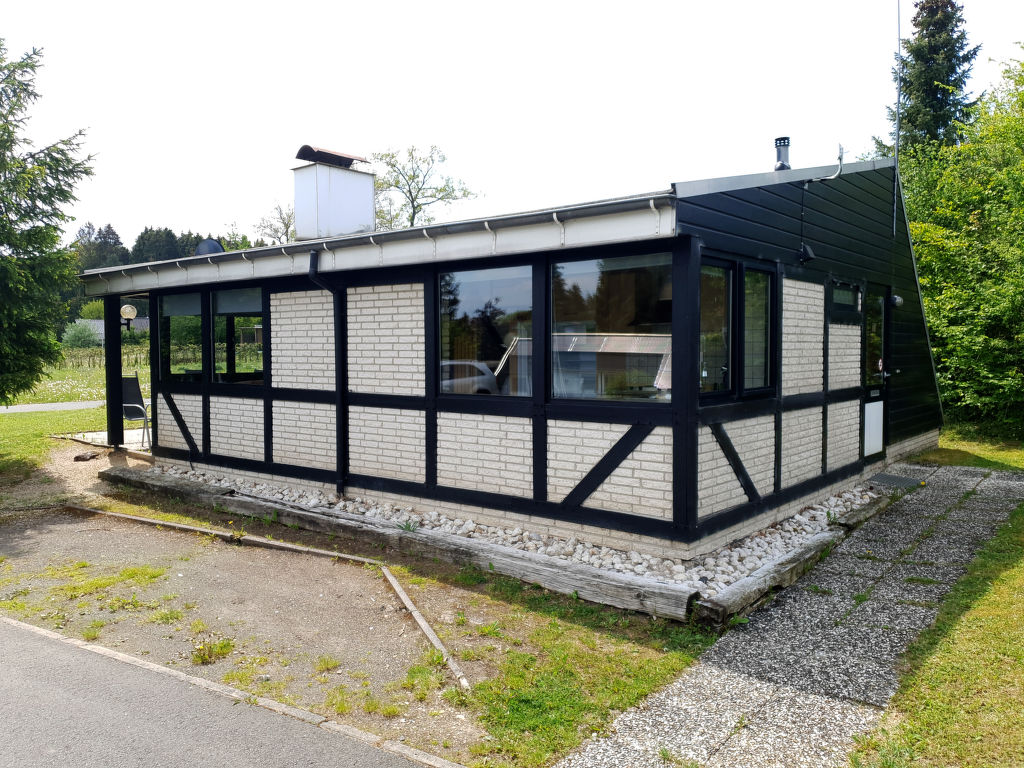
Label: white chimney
xmin=293 ymin=145 xmax=375 ymax=240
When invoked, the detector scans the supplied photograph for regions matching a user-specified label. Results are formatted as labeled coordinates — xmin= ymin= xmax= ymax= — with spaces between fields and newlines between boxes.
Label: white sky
xmin=6 ymin=1 xmax=1022 ymax=248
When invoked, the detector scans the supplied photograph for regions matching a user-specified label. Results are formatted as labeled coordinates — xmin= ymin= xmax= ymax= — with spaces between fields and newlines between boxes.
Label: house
xmin=81 ymin=143 xmax=942 ymax=560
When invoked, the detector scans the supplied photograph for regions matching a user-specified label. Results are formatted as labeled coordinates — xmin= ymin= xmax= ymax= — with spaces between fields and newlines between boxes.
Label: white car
xmin=441 ymin=360 xmax=499 ymax=394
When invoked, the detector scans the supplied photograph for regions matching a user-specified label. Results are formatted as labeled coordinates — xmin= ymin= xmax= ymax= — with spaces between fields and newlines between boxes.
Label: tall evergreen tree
xmin=878 ymin=0 xmax=979 ymax=152
xmin=0 ymin=41 xmax=92 ymax=403
xmin=130 ymin=227 xmax=180 ymax=264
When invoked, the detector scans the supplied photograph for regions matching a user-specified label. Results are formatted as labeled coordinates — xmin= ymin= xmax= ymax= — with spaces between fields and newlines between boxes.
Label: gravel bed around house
xmin=146 ymin=464 xmax=879 ymax=599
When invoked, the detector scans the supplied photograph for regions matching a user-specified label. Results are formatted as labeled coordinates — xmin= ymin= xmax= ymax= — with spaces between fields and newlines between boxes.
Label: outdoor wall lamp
xmin=120 ymin=303 xmax=137 ymax=331
xmin=890 ymin=295 xmax=904 ymax=308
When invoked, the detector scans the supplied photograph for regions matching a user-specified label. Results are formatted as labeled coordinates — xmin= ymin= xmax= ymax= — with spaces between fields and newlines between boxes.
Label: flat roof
xmin=80 ymin=158 xmax=895 ymax=296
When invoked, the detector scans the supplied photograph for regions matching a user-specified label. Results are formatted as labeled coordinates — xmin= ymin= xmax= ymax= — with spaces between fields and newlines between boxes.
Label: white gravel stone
xmin=147 ymin=463 xmax=878 ymax=598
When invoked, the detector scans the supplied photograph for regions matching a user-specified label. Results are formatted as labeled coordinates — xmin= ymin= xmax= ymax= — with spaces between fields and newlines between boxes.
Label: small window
xmin=832 ymin=284 xmax=861 ymax=309
xmin=213 ymin=288 xmax=264 ymax=385
xmin=552 ymin=253 xmax=671 ymax=401
xmin=440 ymin=266 xmax=532 ymax=396
xmin=743 ymin=270 xmax=772 ymax=389
xmin=699 ymin=266 xmax=731 ymax=393
xmin=159 ymin=293 xmax=202 ymax=382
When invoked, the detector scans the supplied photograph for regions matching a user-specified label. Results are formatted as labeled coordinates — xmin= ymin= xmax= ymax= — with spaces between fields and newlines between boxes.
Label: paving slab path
xmin=557 ymin=463 xmax=1024 ymax=768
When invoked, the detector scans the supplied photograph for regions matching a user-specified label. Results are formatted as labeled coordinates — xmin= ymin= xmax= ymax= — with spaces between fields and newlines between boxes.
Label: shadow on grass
xmin=911 ymin=447 xmax=1024 ymax=473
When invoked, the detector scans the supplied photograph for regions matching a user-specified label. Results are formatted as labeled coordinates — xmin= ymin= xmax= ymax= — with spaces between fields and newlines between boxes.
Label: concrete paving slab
xmin=797 ymin=571 xmax=876 ymax=599
xmin=845 ymin=599 xmax=939 ymax=632
xmin=906 ymin=535 xmax=982 ymax=566
xmin=813 ymin=552 xmax=892 ymax=580
xmin=835 ymin=534 xmax=910 ymax=561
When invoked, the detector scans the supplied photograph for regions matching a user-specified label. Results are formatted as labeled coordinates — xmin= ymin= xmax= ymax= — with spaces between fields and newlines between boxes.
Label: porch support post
xmin=103 ymin=295 xmax=124 ymax=447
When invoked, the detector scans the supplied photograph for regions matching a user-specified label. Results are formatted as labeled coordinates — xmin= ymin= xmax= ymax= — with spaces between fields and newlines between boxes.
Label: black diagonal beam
xmin=561 ymin=423 xmax=655 ymax=510
xmin=709 ymin=422 xmax=760 ymax=503
xmin=161 ymin=391 xmax=200 ymax=458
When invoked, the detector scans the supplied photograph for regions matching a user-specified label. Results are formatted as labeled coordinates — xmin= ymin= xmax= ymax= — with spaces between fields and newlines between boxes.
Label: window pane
xmin=744 ymin=271 xmax=771 ymax=389
xmin=440 ymin=266 xmax=532 ymax=396
xmin=213 ymin=289 xmax=263 ymax=385
xmin=700 ymin=266 xmax=731 ymax=393
xmin=552 ymin=253 xmax=671 ymax=401
xmin=833 ymin=285 xmax=860 ymax=309
xmin=159 ymin=293 xmax=202 ymax=382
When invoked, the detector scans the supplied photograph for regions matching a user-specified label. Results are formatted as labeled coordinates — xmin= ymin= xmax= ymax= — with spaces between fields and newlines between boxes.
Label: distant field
xmin=12 ymin=355 xmax=150 ymax=406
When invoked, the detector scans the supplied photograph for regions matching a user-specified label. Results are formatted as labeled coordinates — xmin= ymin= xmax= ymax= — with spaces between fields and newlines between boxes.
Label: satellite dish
xmin=195 ymin=238 xmax=225 ymax=256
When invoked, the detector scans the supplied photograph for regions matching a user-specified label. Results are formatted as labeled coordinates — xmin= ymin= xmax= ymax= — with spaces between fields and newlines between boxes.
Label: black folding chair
xmin=121 ymin=372 xmax=150 ymax=449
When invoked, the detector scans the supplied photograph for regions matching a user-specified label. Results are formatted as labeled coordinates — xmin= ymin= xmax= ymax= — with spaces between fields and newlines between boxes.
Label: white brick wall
xmin=782 ymin=279 xmax=824 ymax=395
xmin=698 ymin=426 xmax=747 ymax=518
xmin=546 ymin=421 xmax=629 ymax=502
xmin=725 ymin=414 xmax=776 ymax=496
xmin=781 ymin=407 xmax=823 ymax=487
xmin=348 ymin=407 xmax=425 ymax=482
xmin=155 ymin=394 xmax=202 ymax=451
xmin=270 ymin=290 xmax=335 ymax=391
xmin=437 ymin=413 xmax=532 ymax=497
xmin=274 ymin=400 xmax=336 ymax=471
xmin=588 ymin=426 xmax=673 ymax=520
xmin=828 ymin=324 xmax=861 ymax=390
xmin=827 ymin=401 xmax=860 ymax=471
xmin=347 ymin=283 xmax=424 ymax=395
xmin=209 ymin=396 xmax=264 ymax=461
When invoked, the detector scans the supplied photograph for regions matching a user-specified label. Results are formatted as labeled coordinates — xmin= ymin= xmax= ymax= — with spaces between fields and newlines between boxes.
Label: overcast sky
xmin=6 ymin=1 xmax=1022 ymax=248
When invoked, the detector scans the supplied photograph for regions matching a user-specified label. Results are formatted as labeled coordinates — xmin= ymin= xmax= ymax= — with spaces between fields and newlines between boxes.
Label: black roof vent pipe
xmin=774 ymin=136 xmax=791 ymax=171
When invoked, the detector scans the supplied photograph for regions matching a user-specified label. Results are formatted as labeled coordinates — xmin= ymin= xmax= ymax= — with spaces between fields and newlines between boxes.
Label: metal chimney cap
xmin=774 ymin=136 xmax=791 ymax=171
xmin=295 ymin=145 xmax=368 ymax=169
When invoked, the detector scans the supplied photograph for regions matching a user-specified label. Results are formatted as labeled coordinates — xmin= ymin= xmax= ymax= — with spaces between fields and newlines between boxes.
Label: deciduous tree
xmin=373 ymin=146 xmax=474 ymax=230
xmin=0 ymin=41 xmax=92 ymax=404
xmin=255 ymin=203 xmax=295 ymax=245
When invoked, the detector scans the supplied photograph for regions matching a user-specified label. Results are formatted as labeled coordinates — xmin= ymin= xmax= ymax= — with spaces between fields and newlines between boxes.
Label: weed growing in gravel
xmin=905 ymin=576 xmax=941 ymax=585
xmin=402 ymin=648 xmax=446 ymax=701
xmin=805 ymin=584 xmax=835 ymax=595
xmin=361 ymin=692 xmax=382 ymax=714
xmin=192 ymin=637 xmax=234 ymax=665
xmin=105 ymin=594 xmax=159 ymax=613
xmin=81 ymin=620 xmax=106 ymax=641
xmin=223 ymin=656 xmax=268 ymax=687
xmin=147 ymin=608 xmax=183 ymax=625
xmin=325 ymin=685 xmax=351 ymax=714
xmin=396 ymin=519 xmax=419 ymax=532
xmin=315 ymin=655 xmax=341 ymax=673
xmin=51 ymin=565 xmax=165 ymax=600
xmin=189 ymin=619 xmax=207 ymax=635
xmin=853 ymin=590 xmax=873 ymax=606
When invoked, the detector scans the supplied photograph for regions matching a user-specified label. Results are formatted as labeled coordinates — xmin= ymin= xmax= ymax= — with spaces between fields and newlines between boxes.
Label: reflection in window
xmin=214 ymin=288 xmax=264 ymax=385
xmin=552 ymin=253 xmax=671 ymax=400
xmin=833 ymin=285 xmax=860 ymax=309
xmin=439 ymin=266 xmax=532 ymax=395
xmin=700 ymin=266 xmax=731 ymax=393
xmin=744 ymin=271 xmax=771 ymax=389
xmin=159 ymin=293 xmax=203 ymax=382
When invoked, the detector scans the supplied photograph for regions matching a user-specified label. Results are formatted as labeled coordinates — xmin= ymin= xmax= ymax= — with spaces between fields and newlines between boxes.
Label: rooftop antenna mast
xmin=894 ymin=0 xmax=902 ymax=236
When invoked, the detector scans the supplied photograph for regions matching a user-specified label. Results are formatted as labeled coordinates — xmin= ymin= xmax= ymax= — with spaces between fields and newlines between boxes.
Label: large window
xmin=213 ymin=288 xmax=264 ymax=385
xmin=159 ymin=293 xmax=203 ymax=383
xmin=700 ymin=266 xmax=731 ymax=393
xmin=552 ymin=253 xmax=671 ymax=401
xmin=743 ymin=270 xmax=772 ymax=390
xmin=700 ymin=263 xmax=775 ymax=395
xmin=439 ymin=265 xmax=532 ymax=396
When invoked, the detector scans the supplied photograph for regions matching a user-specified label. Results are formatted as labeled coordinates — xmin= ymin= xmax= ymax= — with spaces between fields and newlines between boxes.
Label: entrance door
xmin=863 ymin=284 xmax=889 ymax=458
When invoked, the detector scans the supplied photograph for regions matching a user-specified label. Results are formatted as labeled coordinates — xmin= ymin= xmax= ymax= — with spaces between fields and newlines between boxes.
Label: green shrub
xmin=62 ymin=322 xmax=101 ymax=349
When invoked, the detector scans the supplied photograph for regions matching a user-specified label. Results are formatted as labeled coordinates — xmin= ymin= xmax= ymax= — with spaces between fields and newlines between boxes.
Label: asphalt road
xmin=0 ymin=619 xmax=420 ymax=768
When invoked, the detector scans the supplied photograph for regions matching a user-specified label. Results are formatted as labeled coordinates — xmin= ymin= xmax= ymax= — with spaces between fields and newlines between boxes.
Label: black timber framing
xmin=133 ymin=160 xmax=940 ymax=548
xmin=103 ymin=295 xmax=124 ymax=447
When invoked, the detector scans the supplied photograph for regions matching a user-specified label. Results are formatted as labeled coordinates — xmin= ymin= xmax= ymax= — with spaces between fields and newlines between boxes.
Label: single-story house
xmin=82 ymin=143 xmax=942 ymax=559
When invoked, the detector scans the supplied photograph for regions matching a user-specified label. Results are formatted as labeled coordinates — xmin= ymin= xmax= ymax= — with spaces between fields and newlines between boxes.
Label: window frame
xmin=549 ymin=250 xmax=674 ymax=404
xmin=699 ymin=254 xmax=778 ymax=402
xmin=156 ymin=286 xmax=269 ymax=389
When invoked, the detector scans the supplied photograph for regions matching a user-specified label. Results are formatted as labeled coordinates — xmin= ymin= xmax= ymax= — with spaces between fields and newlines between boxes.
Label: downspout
xmin=307 ymin=250 xmax=345 ymax=495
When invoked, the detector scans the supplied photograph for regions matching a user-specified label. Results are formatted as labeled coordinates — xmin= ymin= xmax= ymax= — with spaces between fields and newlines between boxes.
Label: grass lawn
xmin=0 ymin=408 xmax=107 ymax=486
xmin=850 ymin=429 xmax=1024 ymax=767
xmin=916 ymin=423 xmax=1024 ymax=472
xmin=10 ymin=365 xmax=150 ymax=405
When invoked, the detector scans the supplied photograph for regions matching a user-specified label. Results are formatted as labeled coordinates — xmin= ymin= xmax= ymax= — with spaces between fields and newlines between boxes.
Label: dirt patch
xmin=1 ymin=442 xmax=714 ymax=766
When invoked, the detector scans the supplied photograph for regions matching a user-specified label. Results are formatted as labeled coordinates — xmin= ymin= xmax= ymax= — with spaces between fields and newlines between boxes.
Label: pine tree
xmin=879 ymin=0 xmax=979 ymax=152
xmin=0 ymin=41 xmax=92 ymax=403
